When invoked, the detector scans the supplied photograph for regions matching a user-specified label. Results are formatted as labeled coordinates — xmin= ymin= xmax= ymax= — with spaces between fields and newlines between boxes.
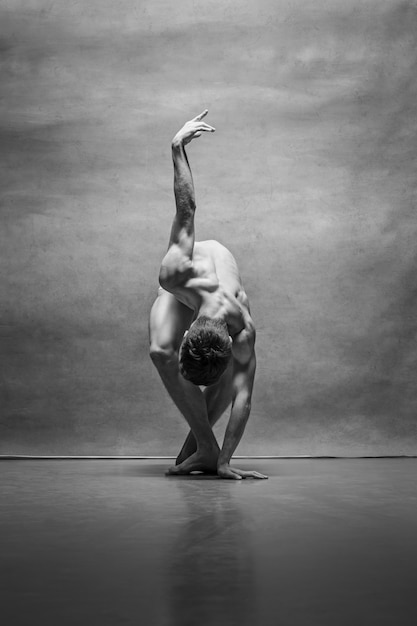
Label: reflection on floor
xmin=1 ymin=459 xmax=417 ymax=626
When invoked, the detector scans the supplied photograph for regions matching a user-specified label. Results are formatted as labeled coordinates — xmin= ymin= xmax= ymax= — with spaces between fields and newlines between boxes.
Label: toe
xmin=166 ymin=465 xmax=180 ymax=475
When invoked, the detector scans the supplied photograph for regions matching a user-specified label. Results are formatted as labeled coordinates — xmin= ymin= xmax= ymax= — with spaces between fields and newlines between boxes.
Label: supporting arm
xmin=217 ymin=353 xmax=256 ymax=470
xmin=218 ymin=332 xmax=268 ymax=480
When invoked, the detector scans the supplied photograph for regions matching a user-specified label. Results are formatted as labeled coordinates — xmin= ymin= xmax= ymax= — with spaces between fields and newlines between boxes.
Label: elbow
xmin=158 ymin=269 xmax=175 ymax=292
xmin=158 ymin=267 xmax=169 ymax=290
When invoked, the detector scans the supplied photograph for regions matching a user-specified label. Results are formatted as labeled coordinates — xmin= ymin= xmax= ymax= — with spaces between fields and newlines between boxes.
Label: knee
xmin=149 ymin=343 xmax=177 ymax=368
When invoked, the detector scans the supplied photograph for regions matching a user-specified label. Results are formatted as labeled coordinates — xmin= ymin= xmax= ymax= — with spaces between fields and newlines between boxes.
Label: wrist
xmin=171 ymin=137 xmax=183 ymax=150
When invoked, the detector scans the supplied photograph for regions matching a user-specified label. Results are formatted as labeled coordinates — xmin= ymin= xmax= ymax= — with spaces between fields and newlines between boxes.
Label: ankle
xmin=198 ymin=442 xmax=220 ymax=456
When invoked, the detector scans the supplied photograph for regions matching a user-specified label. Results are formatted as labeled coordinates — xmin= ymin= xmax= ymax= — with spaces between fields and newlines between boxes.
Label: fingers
xmin=193 ymin=109 xmax=208 ymax=121
xmin=193 ymin=122 xmax=215 ymax=132
xmin=251 ymin=472 xmax=268 ymax=479
xmin=244 ymin=472 xmax=268 ymax=479
xmin=189 ymin=123 xmax=215 ymax=141
xmin=190 ymin=111 xmax=215 ymax=131
xmin=218 ymin=466 xmax=268 ymax=480
xmin=231 ymin=468 xmax=269 ymax=479
xmin=199 ymin=123 xmax=215 ymax=132
xmin=218 ymin=467 xmax=242 ymax=480
xmin=228 ymin=471 xmax=242 ymax=480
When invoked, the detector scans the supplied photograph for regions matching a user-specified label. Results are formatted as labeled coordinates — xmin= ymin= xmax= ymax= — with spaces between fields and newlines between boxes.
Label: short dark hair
xmin=179 ymin=316 xmax=232 ymax=386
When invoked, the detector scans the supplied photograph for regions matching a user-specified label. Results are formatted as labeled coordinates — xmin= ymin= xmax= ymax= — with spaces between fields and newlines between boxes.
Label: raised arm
xmin=159 ymin=110 xmax=215 ymax=289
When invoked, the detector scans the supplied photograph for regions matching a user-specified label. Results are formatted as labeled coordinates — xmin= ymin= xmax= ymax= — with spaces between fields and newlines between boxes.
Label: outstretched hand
xmin=217 ymin=464 xmax=268 ymax=480
xmin=172 ymin=110 xmax=215 ymax=146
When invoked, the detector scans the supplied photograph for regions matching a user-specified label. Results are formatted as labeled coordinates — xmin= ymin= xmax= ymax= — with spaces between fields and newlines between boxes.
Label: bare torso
xmin=163 ymin=240 xmax=253 ymax=340
xmin=148 ymin=110 xmax=267 ymax=480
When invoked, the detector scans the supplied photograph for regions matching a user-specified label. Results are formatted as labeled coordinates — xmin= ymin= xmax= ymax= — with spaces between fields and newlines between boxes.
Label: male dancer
xmin=149 ymin=110 xmax=267 ymax=479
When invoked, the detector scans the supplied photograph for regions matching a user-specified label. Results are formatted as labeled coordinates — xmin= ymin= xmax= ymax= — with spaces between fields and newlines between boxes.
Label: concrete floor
xmin=1 ymin=459 xmax=416 ymax=626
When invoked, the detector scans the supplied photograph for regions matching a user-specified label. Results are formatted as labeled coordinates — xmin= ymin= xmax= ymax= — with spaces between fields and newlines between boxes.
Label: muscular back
xmin=159 ymin=239 xmax=255 ymax=353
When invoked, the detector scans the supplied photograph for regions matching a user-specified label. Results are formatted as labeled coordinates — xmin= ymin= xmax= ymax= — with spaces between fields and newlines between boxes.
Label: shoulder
xmin=159 ymin=244 xmax=193 ymax=289
xmin=199 ymin=239 xmax=230 ymax=256
xmin=231 ymin=318 xmax=256 ymax=394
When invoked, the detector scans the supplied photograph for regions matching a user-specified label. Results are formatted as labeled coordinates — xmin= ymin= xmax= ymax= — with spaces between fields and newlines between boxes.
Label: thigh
xmin=149 ymin=287 xmax=194 ymax=352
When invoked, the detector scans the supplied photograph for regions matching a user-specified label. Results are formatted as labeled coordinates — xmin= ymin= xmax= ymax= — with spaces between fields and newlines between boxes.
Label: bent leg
xmin=149 ymin=289 xmax=220 ymax=473
xmin=176 ymin=362 xmax=233 ymax=465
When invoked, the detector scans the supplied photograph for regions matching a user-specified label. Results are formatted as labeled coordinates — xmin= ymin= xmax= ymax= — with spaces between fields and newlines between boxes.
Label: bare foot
xmin=175 ymin=438 xmax=197 ymax=466
xmin=167 ymin=449 xmax=219 ymax=476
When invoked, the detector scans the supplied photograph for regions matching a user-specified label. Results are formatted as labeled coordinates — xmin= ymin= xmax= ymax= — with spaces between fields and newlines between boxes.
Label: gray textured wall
xmin=1 ymin=0 xmax=416 ymax=455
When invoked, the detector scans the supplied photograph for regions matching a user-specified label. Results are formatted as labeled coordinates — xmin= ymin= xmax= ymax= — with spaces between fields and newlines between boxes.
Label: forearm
xmin=172 ymin=141 xmax=196 ymax=222
xmin=218 ymin=395 xmax=251 ymax=467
